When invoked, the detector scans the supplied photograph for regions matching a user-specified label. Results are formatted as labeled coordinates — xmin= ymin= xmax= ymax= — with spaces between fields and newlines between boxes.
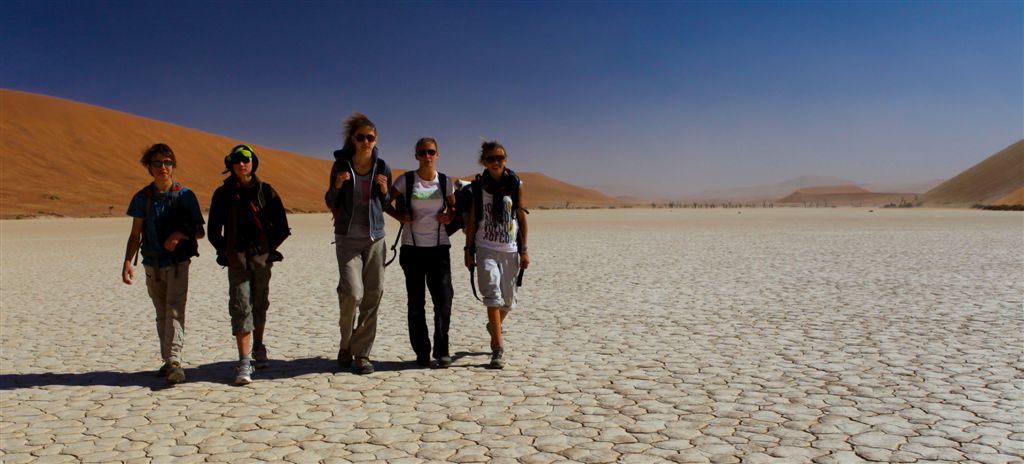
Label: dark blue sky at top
xmin=3 ymin=1 xmax=1021 ymax=196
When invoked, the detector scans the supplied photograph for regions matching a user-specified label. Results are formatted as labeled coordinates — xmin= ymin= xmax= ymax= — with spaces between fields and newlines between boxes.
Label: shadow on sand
xmin=0 ymin=351 xmax=493 ymax=391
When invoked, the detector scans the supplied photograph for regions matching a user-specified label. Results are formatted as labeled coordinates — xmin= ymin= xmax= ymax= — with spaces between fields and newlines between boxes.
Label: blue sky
xmin=3 ymin=1 xmax=1021 ymax=196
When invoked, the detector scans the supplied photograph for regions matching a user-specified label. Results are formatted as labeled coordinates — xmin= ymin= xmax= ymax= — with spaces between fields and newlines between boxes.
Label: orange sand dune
xmin=0 ymin=89 xmax=617 ymax=217
xmin=918 ymin=139 xmax=1024 ymax=207
xmin=992 ymin=186 xmax=1024 ymax=206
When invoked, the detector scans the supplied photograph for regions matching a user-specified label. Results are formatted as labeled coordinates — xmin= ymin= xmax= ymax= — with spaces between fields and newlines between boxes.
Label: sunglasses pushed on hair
xmin=226 ymin=146 xmax=254 ymax=164
xmin=355 ymin=133 xmax=376 ymax=143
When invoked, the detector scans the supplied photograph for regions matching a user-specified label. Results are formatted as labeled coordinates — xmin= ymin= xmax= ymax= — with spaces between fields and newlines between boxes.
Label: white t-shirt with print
xmin=394 ymin=171 xmax=456 ymax=247
xmin=474 ymin=189 xmax=519 ymax=253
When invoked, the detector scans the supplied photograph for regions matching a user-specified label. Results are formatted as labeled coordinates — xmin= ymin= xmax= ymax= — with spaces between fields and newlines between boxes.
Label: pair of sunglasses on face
xmin=485 ymin=155 xmax=506 ymax=163
xmin=354 ymin=133 xmax=376 ymax=143
xmin=150 ymin=160 xmax=175 ymax=168
xmin=416 ymin=149 xmax=437 ymax=156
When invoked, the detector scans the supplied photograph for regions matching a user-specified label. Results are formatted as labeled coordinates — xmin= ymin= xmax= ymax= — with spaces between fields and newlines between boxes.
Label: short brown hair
xmin=140 ymin=143 xmax=176 ymax=169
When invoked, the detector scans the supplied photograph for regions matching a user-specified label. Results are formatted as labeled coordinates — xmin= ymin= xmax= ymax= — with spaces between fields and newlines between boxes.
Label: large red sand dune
xmin=0 ymin=89 xmax=618 ymax=217
xmin=918 ymin=140 xmax=1024 ymax=207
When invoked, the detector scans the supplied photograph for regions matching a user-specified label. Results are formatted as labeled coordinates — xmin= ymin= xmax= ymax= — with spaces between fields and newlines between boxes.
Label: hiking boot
xmin=488 ymin=349 xmax=505 ymax=370
xmin=253 ymin=343 xmax=270 ymax=369
xmin=234 ymin=361 xmax=254 ymax=385
xmin=353 ymin=358 xmax=374 ymax=375
xmin=337 ymin=347 xmax=352 ymax=369
xmin=436 ymin=356 xmax=452 ymax=369
xmin=166 ymin=361 xmax=186 ymax=384
xmin=156 ymin=362 xmax=171 ymax=377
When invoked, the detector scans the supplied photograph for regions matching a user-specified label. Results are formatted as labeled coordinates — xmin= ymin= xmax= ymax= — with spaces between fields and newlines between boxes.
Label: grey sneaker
xmin=253 ymin=343 xmax=269 ymax=369
xmin=488 ymin=349 xmax=505 ymax=370
xmin=234 ymin=361 xmax=254 ymax=385
xmin=435 ymin=356 xmax=452 ymax=369
xmin=166 ymin=361 xmax=186 ymax=384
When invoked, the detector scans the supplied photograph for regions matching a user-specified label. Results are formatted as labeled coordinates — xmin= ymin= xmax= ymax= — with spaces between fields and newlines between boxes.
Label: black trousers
xmin=399 ymin=245 xmax=453 ymax=360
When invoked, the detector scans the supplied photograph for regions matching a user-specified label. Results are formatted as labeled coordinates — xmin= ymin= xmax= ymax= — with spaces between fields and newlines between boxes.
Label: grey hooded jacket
xmin=324 ymin=146 xmax=392 ymax=240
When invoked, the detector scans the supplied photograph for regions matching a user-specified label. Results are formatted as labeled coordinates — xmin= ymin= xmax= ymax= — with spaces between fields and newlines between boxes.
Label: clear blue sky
xmin=3 ymin=1 xmax=1021 ymax=196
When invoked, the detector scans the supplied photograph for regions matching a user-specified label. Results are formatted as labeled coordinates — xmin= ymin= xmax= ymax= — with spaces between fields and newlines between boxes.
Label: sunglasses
xmin=354 ymin=133 xmax=376 ymax=143
xmin=225 ymin=146 xmax=254 ymax=162
xmin=416 ymin=149 xmax=437 ymax=156
xmin=484 ymin=155 xmax=506 ymax=163
xmin=230 ymin=157 xmax=252 ymax=164
xmin=150 ymin=159 xmax=175 ymax=168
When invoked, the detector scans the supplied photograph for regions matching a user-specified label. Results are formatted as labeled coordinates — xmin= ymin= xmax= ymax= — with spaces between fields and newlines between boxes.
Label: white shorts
xmin=475 ymin=247 xmax=520 ymax=310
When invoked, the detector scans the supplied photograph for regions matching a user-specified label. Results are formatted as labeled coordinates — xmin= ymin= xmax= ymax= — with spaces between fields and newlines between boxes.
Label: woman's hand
xmin=436 ymin=209 xmax=454 ymax=225
xmin=375 ymin=174 xmax=388 ymax=195
xmin=334 ymin=172 xmax=351 ymax=188
xmin=464 ymin=249 xmax=475 ymax=270
xmin=519 ymin=250 xmax=530 ymax=269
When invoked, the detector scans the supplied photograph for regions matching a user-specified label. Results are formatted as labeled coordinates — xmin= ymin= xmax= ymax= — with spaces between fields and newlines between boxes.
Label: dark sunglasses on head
xmin=225 ymin=145 xmax=254 ymax=162
xmin=485 ymin=155 xmax=506 ymax=162
xmin=355 ymin=133 xmax=376 ymax=143
xmin=150 ymin=159 xmax=175 ymax=168
xmin=416 ymin=149 xmax=437 ymax=156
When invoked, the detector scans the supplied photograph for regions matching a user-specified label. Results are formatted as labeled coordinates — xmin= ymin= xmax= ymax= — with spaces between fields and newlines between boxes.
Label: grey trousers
xmin=227 ymin=264 xmax=273 ymax=336
xmin=335 ymin=236 xmax=386 ymax=360
xmin=476 ymin=247 xmax=520 ymax=310
xmin=145 ymin=261 xmax=190 ymax=365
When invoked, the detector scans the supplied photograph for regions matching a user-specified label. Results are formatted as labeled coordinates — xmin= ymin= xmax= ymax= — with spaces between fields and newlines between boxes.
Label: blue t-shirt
xmin=127 ymin=183 xmax=205 ymax=267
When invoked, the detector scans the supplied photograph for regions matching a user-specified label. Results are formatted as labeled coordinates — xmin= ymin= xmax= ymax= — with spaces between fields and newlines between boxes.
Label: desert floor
xmin=1 ymin=208 xmax=1022 ymax=463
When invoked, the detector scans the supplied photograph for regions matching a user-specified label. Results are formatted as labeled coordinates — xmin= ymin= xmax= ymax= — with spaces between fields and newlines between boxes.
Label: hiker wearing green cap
xmin=122 ymin=143 xmax=205 ymax=385
xmin=208 ymin=144 xmax=291 ymax=385
xmin=325 ymin=113 xmax=393 ymax=375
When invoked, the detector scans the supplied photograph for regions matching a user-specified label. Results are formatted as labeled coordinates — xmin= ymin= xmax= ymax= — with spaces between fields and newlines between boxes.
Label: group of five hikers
xmin=121 ymin=112 xmax=531 ymax=385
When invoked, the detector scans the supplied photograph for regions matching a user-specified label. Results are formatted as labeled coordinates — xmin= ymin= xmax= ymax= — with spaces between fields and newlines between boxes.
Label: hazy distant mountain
xmin=859 ymin=179 xmax=945 ymax=194
xmin=680 ymin=176 xmax=855 ymax=202
xmin=918 ymin=139 xmax=1024 ymax=207
xmin=0 ymin=89 xmax=618 ymax=217
xmin=777 ymin=184 xmax=918 ymax=206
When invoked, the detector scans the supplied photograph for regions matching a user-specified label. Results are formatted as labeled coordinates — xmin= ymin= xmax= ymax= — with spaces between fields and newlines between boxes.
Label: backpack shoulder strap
xmin=472 ymin=173 xmax=485 ymax=227
xmin=404 ymin=171 xmax=415 ymax=213
xmin=438 ymin=173 xmax=449 ymax=210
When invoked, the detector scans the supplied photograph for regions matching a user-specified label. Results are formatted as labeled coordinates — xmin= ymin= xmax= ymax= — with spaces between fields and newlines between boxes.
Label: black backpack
xmin=397 ymin=171 xmax=464 ymax=239
xmin=141 ymin=183 xmax=199 ymax=264
xmin=471 ymin=168 xmax=522 ymax=229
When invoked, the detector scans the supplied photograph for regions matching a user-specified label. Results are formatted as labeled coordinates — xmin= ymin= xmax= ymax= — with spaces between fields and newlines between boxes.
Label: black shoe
xmin=435 ymin=356 xmax=452 ymax=369
xmin=415 ymin=357 xmax=431 ymax=368
xmin=156 ymin=363 xmax=170 ymax=377
xmin=353 ymin=358 xmax=374 ymax=375
xmin=488 ymin=349 xmax=505 ymax=369
xmin=337 ymin=347 xmax=352 ymax=369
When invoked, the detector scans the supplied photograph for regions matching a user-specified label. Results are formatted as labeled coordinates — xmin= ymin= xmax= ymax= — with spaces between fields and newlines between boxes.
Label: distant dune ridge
xmin=0 ymin=89 xmax=619 ymax=218
xmin=917 ymin=139 xmax=1024 ymax=207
